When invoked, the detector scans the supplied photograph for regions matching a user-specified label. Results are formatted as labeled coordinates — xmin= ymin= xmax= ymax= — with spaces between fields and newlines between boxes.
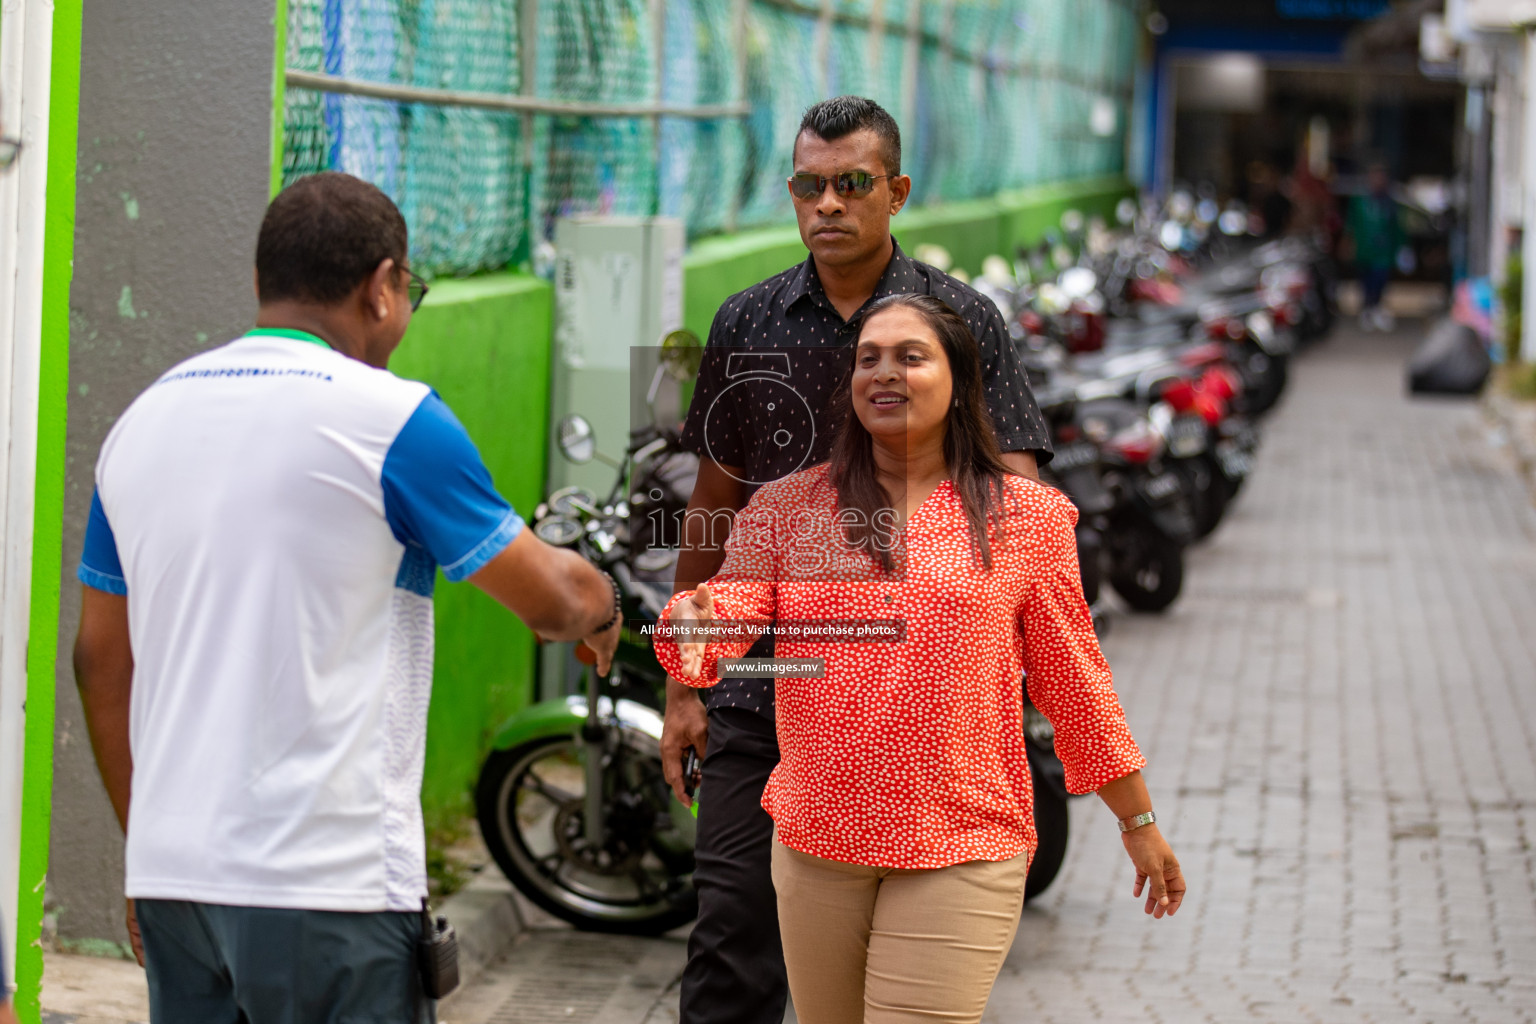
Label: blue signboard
xmin=1275 ymin=0 xmax=1391 ymax=19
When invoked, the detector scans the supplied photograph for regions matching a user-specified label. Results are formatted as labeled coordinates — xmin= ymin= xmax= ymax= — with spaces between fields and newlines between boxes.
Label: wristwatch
xmin=1117 ymin=810 xmax=1157 ymax=833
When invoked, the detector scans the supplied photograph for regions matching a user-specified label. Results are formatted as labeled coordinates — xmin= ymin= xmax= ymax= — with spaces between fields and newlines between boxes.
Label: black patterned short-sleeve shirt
xmin=678 ymin=239 xmax=1053 ymax=718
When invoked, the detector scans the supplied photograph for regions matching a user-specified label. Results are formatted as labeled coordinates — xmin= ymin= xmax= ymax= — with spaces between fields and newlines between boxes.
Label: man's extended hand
xmin=580 ymin=615 xmax=621 ymax=677
xmin=661 ymin=678 xmax=709 ymax=807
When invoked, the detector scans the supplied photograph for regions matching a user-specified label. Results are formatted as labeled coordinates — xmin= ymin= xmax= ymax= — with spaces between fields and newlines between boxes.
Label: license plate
xmin=1051 ymin=441 xmax=1098 ymax=472
xmin=1142 ymin=472 xmax=1182 ymax=503
xmin=1217 ymin=442 xmax=1252 ymax=479
xmin=1168 ymin=417 xmax=1207 ymax=458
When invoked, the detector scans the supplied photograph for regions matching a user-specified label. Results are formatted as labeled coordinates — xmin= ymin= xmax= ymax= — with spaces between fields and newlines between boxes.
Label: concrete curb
xmin=1481 ymin=386 xmax=1536 ymax=496
xmin=436 ymin=869 xmax=529 ymax=987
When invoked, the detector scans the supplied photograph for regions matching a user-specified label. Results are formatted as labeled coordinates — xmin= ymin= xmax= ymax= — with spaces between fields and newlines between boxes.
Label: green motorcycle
xmin=475 ymin=341 xmax=703 ymax=935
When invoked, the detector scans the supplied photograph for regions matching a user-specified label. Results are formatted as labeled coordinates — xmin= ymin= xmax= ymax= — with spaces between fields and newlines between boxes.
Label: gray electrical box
xmin=543 ymin=216 xmax=685 ymax=701
xmin=550 ymin=216 xmax=685 ymax=497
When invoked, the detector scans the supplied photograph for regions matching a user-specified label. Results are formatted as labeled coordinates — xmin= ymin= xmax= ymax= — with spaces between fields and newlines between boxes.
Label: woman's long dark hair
xmin=827 ymin=293 xmax=1014 ymax=574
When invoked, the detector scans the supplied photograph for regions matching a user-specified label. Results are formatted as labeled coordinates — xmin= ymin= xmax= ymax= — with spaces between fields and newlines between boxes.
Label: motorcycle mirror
xmin=913 ymin=243 xmax=953 ymax=272
xmin=981 ymin=254 xmax=1015 ymax=288
xmin=1060 ymin=209 xmax=1085 ymax=235
xmin=1059 ymin=266 xmax=1099 ymax=301
xmin=659 ymin=328 xmax=702 ymax=382
xmin=1115 ymin=197 xmax=1137 ymax=226
xmin=557 ymin=414 xmax=597 ymax=464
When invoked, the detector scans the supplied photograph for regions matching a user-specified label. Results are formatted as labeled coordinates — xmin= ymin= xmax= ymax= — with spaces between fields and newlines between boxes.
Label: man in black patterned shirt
xmin=662 ymin=96 xmax=1052 ymax=1024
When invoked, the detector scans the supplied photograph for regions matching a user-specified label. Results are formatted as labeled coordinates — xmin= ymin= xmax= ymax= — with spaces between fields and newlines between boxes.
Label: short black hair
xmin=256 ymin=172 xmax=408 ymax=306
xmin=795 ymin=96 xmax=901 ymax=177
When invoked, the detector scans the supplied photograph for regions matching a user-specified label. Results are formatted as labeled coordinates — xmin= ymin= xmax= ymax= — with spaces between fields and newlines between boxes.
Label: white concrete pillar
xmin=1522 ymin=29 xmax=1536 ymax=360
xmin=0 ymin=0 xmax=57 ymax=992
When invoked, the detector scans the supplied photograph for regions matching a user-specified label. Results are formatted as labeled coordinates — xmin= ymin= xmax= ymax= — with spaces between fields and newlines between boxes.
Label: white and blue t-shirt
xmin=80 ymin=328 xmax=523 ymax=912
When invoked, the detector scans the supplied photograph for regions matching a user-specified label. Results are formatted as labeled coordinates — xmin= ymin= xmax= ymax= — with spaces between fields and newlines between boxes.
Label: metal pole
xmin=1468 ymin=84 xmax=1491 ymax=279
xmin=284 ymin=69 xmax=751 ymax=118
xmin=726 ymin=0 xmax=749 ymax=233
xmin=651 ymin=0 xmax=666 ymax=217
xmin=815 ymin=0 xmax=833 ymax=98
xmin=520 ymin=0 xmax=541 ymax=263
xmin=519 ymin=0 xmax=540 ymax=154
xmin=900 ymin=0 xmax=921 ymax=128
xmin=868 ymin=0 xmax=885 ymax=75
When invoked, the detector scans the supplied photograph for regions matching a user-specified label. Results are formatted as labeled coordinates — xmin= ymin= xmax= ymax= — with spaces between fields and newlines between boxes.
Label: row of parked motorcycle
xmin=469 ymin=194 xmax=1338 ymax=936
xmin=951 ymin=195 xmax=1336 ymax=617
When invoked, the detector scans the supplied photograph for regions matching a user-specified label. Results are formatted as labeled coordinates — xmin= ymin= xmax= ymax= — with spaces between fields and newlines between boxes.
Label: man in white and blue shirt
xmin=73 ymin=172 xmax=619 ymax=1022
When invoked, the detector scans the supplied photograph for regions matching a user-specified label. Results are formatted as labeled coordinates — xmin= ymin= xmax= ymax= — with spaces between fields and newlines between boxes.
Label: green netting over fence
xmin=283 ymin=0 xmax=1139 ymax=276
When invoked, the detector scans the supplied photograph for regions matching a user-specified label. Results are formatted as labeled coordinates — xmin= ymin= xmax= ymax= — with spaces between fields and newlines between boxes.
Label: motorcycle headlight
xmin=1247 ymin=311 xmax=1274 ymax=345
xmin=1082 ymin=416 xmax=1112 ymax=443
xmin=548 ymin=486 xmax=597 ymax=518
xmin=534 ymin=515 xmax=584 ymax=547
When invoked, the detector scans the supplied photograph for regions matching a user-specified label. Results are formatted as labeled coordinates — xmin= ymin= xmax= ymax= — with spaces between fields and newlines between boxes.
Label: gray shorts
xmin=135 ymin=899 xmax=434 ymax=1024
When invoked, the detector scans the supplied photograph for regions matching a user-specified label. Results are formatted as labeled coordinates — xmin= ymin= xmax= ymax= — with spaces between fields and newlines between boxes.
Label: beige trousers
xmin=770 ymin=839 xmax=1030 ymax=1024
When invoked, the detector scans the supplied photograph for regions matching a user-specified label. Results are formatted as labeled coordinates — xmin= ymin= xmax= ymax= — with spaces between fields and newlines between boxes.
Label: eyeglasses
xmin=406 ymin=268 xmax=430 ymax=312
xmin=789 ymin=170 xmax=890 ymax=200
xmin=0 ymin=137 xmax=22 ymax=172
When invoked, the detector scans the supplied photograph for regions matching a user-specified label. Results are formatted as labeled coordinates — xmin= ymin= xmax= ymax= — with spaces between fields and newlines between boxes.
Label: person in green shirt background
xmin=1346 ymin=162 xmax=1403 ymax=333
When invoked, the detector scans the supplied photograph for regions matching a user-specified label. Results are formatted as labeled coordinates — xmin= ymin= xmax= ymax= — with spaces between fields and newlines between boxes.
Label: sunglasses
xmin=0 ymin=137 xmax=21 ymax=172
xmin=789 ymin=170 xmax=890 ymax=200
xmin=406 ymin=268 xmax=430 ymax=312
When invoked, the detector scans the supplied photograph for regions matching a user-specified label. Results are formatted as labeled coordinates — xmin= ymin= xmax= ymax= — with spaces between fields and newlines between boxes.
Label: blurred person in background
xmin=1347 ymin=162 xmax=1402 ymax=332
xmin=72 ymin=172 xmax=620 ymax=1023
xmin=1288 ymin=145 xmax=1338 ymax=251
xmin=659 ymin=96 xmax=1053 ymax=1024
xmin=1250 ymin=161 xmax=1293 ymax=240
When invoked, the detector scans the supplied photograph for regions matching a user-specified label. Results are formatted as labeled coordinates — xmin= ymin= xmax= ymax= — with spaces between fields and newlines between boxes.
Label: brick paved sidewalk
xmin=52 ymin=324 xmax=1534 ymax=1023
xmin=989 ymin=325 xmax=1536 ymax=1023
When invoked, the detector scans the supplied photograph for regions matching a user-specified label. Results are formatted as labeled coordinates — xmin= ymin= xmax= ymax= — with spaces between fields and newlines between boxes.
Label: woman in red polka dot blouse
xmin=657 ymin=293 xmax=1187 ymax=1023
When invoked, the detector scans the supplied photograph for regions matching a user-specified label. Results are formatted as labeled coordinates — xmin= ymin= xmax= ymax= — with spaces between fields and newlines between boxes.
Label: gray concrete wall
xmin=50 ymin=1 xmax=276 ymax=943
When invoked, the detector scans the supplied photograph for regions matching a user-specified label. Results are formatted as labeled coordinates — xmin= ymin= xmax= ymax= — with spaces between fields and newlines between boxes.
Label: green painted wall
xmin=387 ymin=273 xmax=553 ymax=825
xmin=399 ymin=177 xmax=1129 ymax=831
xmin=17 ymin=1 xmax=84 ymax=1018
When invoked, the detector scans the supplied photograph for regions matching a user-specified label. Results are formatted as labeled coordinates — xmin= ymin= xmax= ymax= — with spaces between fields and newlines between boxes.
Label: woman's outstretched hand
xmin=669 ymin=583 xmax=716 ymax=678
xmin=1122 ymin=825 xmax=1185 ymax=919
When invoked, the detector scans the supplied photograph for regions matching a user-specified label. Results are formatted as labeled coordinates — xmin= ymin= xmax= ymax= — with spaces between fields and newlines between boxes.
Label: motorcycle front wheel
xmin=1024 ymin=729 xmax=1070 ymax=902
xmin=476 ymin=734 xmax=698 ymax=935
xmin=1245 ymin=351 xmax=1289 ymax=415
xmin=1027 ymin=780 xmax=1069 ymax=902
xmin=1175 ymin=456 xmax=1231 ymax=540
xmin=1107 ymin=524 xmax=1185 ymax=612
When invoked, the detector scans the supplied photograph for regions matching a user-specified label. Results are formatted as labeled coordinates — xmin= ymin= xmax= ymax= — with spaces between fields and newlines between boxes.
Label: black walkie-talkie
xmin=683 ymin=746 xmax=702 ymax=801
xmin=418 ymin=898 xmax=460 ymax=999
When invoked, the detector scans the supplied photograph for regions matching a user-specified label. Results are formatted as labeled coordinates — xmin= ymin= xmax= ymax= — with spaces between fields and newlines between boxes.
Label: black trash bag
xmin=1408 ymin=317 xmax=1491 ymax=395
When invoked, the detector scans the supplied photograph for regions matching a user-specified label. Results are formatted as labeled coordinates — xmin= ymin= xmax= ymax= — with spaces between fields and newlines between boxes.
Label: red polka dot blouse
xmin=657 ymin=464 xmax=1146 ymax=869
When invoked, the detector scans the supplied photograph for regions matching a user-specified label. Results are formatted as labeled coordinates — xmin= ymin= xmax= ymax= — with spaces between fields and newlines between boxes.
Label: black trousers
xmin=680 ymin=706 xmax=787 ymax=1024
